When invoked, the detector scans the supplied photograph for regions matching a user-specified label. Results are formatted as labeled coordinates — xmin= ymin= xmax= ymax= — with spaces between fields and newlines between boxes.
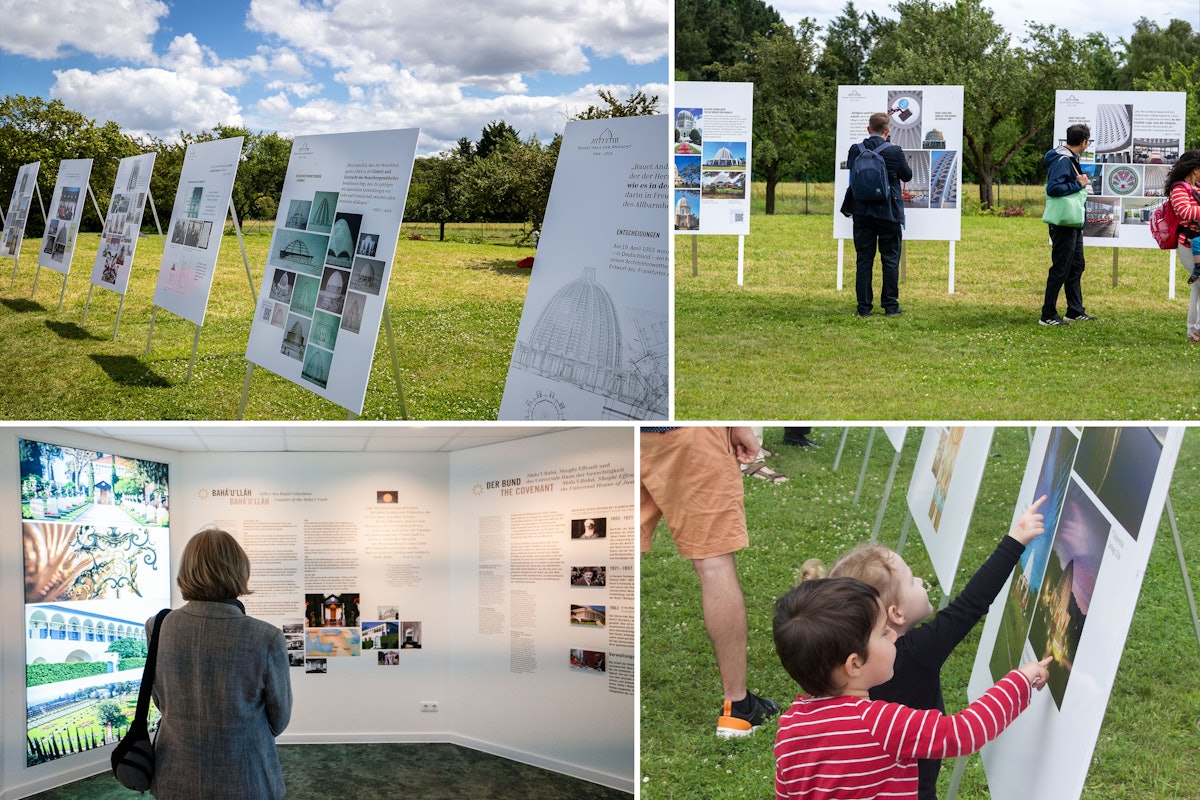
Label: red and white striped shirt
xmin=1169 ymin=181 xmax=1200 ymax=247
xmin=775 ymin=671 xmax=1031 ymax=799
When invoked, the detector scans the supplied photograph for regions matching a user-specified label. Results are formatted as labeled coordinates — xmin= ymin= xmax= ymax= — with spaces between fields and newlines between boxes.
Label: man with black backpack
xmin=841 ymin=111 xmax=913 ymax=318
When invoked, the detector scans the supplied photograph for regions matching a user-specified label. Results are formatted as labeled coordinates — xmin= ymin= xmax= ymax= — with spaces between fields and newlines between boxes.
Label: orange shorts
xmin=640 ymin=427 xmax=748 ymax=560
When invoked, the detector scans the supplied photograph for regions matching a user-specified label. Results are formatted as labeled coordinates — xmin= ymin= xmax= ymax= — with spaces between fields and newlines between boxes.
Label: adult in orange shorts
xmin=640 ymin=425 xmax=779 ymax=737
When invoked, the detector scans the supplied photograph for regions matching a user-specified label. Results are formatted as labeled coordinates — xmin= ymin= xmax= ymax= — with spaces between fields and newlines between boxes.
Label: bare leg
xmin=692 ymin=552 xmax=747 ymax=702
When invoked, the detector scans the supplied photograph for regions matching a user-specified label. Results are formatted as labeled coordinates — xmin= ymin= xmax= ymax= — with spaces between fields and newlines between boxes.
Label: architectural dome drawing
xmin=280 ymin=238 xmax=314 ymax=264
xmin=311 ymin=197 xmax=332 ymax=227
xmin=328 ymin=219 xmax=355 ymax=259
xmin=512 ymin=267 xmax=622 ymax=392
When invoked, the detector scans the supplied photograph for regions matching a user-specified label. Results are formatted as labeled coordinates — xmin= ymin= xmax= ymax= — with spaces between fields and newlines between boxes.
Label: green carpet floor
xmin=24 ymin=742 xmax=632 ymax=799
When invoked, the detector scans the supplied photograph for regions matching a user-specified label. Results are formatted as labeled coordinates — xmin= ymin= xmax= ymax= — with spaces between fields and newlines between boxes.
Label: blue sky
xmin=0 ymin=0 xmax=668 ymax=155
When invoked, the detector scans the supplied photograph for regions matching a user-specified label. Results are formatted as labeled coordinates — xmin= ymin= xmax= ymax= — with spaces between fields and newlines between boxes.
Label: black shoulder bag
xmin=111 ymin=608 xmax=170 ymax=791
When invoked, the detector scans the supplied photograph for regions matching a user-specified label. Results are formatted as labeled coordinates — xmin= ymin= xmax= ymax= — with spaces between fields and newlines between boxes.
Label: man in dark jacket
xmin=843 ymin=111 xmax=913 ymax=317
xmin=1040 ymin=123 xmax=1095 ymax=326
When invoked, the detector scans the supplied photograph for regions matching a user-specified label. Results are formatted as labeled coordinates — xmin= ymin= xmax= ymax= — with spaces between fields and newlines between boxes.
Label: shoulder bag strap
xmin=132 ymin=608 xmax=171 ymax=726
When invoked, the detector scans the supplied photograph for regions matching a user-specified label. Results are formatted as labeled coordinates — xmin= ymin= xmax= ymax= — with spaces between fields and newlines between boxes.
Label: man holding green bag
xmin=1040 ymin=123 xmax=1096 ymax=326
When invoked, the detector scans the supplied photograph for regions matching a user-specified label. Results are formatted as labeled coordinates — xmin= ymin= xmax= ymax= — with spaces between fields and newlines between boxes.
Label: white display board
xmin=906 ymin=426 xmax=994 ymax=593
xmin=448 ymin=427 xmax=635 ymax=787
xmin=834 ymin=85 xmax=964 ymax=242
xmin=151 ymin=137 xmax=244 ymax=325
xmin=36 ymin=159 xmax=93 ymax=275
xmin=882 ymin=425 xmax=908 ymax=452
xmin=673 ymin=81 xmax=753 ymax=235
xmin=1050 ymin=90 xmax=1188 ymax=247
xmin=1 ymin=162 xmax=40 ymax=260
xmin=89 ymin=153 xmax=156 ymax=296
xmin=500 ymin=115 xmax=670 ymax=421
xmin=244 ymin=129 xmax=419 ymax=415
xmin=968 ymin=425 xmax=1182 ymax=800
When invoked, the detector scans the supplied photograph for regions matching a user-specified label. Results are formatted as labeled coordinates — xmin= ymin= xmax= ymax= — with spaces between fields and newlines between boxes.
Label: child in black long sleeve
xmin=814 ymin=495 xmax=1046 ymax=800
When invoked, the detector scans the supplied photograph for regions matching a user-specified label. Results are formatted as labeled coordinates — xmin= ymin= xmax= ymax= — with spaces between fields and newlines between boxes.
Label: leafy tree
xmin=1119 ymin=18 xmax=1200 ymax=89
xmin=676 ymin=0 xmax=785 ymax=80
xmin=107 ymin=638 xmax=148 ymax=659
xmin=95 ymin=699 xmax=129 ymax=729
xmin=723 ymin=21 xmax=831 ymax=214
xmin=1136 ymin=58 xmax=1200 ymax=150
xmin=460 ymin=134 xmax=560 ymax=230
xmin=408 ymin=151 xmax=469 ymax=240
xmin=213 ymin=125 xmax=294 ymax=221
xmin=475 ymin=120 xmax=521 ymax=161
xmin=817 ymin=2 xmax=896 ymax=86
xmin=0 ymin=95 xmax=142 ymax=234
xmin=869 ymin=0 xmax=1094 ymax=208
xmin=572 ymin=89 xmax=661 ymax=119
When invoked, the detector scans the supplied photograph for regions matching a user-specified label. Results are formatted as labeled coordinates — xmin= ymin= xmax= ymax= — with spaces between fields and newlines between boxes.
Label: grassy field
xmin=675 ymin=191 xmax=1196 ymax=420
xmin=0 ymin=225 xmax=535 ymax=420
xmin=640 ymin=425 xmax=1200 ymax=800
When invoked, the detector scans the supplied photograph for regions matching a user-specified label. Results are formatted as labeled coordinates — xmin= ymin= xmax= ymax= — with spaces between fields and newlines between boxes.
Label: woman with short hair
xmin=147 ymin=528 xmax=292 ymax=799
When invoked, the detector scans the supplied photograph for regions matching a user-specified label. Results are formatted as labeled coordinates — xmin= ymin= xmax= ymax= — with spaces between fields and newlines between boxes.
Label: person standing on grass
xmin=841 ymin=111 xmax=913 ymax=318
xmin=641 ymin=426 xmax=780 ymax=737
xmin=1040 ymin=124 xmax=1096 ymax=326
xmin=1164 ymin=150 xmax=1200 ymax=342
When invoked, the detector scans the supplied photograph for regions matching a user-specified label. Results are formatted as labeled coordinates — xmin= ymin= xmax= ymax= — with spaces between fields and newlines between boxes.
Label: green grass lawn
xmin=640 ymin=425 xmax=1200 ymax=800
xmin=675 ymin=189 xmax=1196 ymax=420
xmin=0 ymin=225 xmax=534 ymax=419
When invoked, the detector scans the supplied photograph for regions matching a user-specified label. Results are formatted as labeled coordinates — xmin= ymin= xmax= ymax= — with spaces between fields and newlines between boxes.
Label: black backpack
xmin=850 ymin=138 xmax=892 ymax=204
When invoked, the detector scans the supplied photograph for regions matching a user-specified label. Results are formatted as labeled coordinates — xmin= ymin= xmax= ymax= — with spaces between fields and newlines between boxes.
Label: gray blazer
xmin=147 ymin=601 xmax=292 ymax=800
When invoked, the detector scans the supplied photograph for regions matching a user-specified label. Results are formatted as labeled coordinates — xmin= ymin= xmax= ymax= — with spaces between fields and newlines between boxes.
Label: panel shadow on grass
xmin=46 ymin=320 xmax=107 ymax=341
xmin=1 ymin=298 xmax=46 ymax=314
xmin=468 ymin=258 xmax=535 ymax=276
xmin=89 ymin=355 xmax=172 ymax=388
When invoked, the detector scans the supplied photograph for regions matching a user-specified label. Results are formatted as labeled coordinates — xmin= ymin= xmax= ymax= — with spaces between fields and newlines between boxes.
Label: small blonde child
xmin=803 ymin=495 xmax=1047 ymax=800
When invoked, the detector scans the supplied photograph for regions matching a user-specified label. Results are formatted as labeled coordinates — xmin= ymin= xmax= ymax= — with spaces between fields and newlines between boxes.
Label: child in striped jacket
xmin=772 ymin=577 xmax=1050 ymax=800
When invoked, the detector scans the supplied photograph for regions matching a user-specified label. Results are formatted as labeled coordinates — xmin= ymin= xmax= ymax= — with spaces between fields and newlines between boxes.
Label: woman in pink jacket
xmin=1166 ymin=151 xmax=1200 ymax=341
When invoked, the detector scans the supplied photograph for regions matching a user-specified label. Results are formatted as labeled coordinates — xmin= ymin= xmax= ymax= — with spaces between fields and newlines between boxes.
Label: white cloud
xmin=246 ymin=0 xmax=666 ymax=90
xmin=0 ymin=0 xmax=167 ymax=62
xmin=51 ymin=66 xmax=244 ymax=137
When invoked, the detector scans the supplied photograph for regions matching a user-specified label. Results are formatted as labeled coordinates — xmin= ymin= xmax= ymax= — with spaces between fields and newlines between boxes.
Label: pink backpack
xmin=1149 ymin=197 xmax=1179 ymax=249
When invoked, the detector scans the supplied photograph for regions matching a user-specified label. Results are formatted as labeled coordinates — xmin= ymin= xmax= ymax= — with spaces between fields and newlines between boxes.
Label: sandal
xmin=742 ymin=460 xmax=788 ymax=483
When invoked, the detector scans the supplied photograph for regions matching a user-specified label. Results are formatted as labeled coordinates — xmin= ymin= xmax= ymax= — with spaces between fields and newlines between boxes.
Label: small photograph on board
xmin=571 ymin=517 xmax=606 ymax=540
xmin=401 ymin=621 xmax=422 ymax=649
xmin=1025 ymin=479 xmax=1112 ymax=709
xmin=570 ymin=648 xmax=606 ymax=674
xmin=570 ymin=566 xmax=606 ymax=586
xmin=570 ymin=604 xmax=606 ymax=627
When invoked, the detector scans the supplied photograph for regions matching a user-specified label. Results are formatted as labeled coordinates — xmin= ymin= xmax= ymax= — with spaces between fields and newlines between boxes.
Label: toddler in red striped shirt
xmin=772 ymin=577 xmax=1049 ymax=800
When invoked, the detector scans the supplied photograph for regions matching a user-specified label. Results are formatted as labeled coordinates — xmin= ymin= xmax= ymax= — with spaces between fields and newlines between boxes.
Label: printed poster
xmin=673 ymin=81 xmax=752 ymax=236
xmin=90 ymin=153 xmax=156 ymax=296
xmin=906 ymin=425 xmax=994 ymax=593
xmin=1051 ymin=90 xmax=1188 ymax=246
xmin=19 ymin=437 xmax=171 ymax=767
xmin=499 ymin=115 xmax=670 ymax=421
xmin=1 ymin=161 xmax=41 ymax=260
xmin=37 ymin=158 xmax=93 ymax=275
xmin=243 ymin=128 xmax=419 ymax=415
xmin=967 ymin=425 xmax=1182 ymax=800
xmin=151 ymin=137 xmax=244 ymax=325
xmin=834 ymin=85 xmax=965 ymax=241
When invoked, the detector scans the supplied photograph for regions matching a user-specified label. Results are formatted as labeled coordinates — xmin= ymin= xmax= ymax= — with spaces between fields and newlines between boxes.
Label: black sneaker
xmin=1065 ymin=312 xmax=1097 ymax=322
xmin=1039 ymin=316 xmax=1071 ymax=326
xmin=717 ymin=691 xmax=779 ymax=738
xmin=1189 ymin=273 xmax=1200 ymax=285
xmin=885 ymin=309 xmax=902 ymax=317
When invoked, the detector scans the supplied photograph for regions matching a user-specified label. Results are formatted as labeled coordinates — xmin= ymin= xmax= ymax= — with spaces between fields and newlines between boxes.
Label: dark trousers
xmin=1043 ymin=224 xmax=1086 ymax=320
xmin=853 ymin=215 xmax=902 ymax=314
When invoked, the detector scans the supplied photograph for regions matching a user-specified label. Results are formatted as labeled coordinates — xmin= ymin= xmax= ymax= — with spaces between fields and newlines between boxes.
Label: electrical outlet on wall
xmin=420 ymin=701 xmax=439 ymax=712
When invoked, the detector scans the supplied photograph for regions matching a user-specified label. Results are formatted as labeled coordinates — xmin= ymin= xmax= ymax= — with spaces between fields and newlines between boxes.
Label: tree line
xmin=0 ymin=89 xmax=658 ymax=240
xmin=678 ymin=0 xmax=1200 ymax=209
